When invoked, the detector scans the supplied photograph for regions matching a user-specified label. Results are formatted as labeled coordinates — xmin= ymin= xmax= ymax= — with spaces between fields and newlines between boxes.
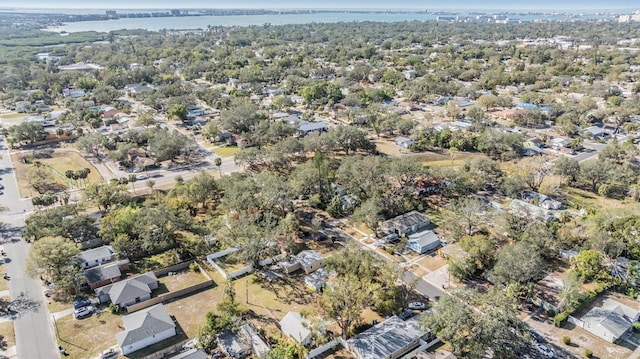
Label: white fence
xmin=206 ymin=247 xmax=254 ymax=280
xmin=305 ymin=339 xmax=343 ymax=359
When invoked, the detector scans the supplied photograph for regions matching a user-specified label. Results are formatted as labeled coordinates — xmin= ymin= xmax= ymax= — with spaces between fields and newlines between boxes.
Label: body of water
xmin=43 ymin=11 xmax=616 ymax=33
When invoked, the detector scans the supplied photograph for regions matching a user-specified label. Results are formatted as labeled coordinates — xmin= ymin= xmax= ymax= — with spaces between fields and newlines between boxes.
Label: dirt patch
xmin=409 ymin=264 xmax=429 ymax=277
xmin=0 ymin=321 xmax=15 ymax=349
xmin=158 ymin=270 xmax=208 ymax=292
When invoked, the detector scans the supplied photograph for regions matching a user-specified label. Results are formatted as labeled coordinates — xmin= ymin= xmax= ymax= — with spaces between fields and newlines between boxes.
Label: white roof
xmin=279 ymin=312 xmax=311 ymax=344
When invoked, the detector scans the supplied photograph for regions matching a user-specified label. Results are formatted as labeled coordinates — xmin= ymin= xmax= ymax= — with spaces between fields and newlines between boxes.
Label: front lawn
xmin=212 ymin=146 xmax=240 ymax=158
xmin=56 ymin=310 xmax=122 ymax=359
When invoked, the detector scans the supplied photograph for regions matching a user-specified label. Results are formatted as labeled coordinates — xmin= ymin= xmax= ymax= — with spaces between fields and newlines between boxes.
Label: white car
xmin=100 ymin=348 xmax=120 ymax=359
xmin=536 ymin=343 xmax=554 ymax=358
xmin=136 ymin=174 xmax=148 ymax=180
xmin=408 ymin=302 xmax=427 ymax=310
xmin=73 ymin=305 xmax=95 ymax=319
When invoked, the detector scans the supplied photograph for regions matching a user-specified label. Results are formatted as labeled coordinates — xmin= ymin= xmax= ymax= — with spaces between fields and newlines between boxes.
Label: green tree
xmin=322 ymin=275 xmax=373 ymax=339
xmin=422 ymin=289 xmax=527 ymax=359
xmin=167 ymin=103 xmax=187 ymax=121
xmin=83 ymin=182 xmax=130 ymax=212
xmin=574 ymin=249 xmax=605 ymax=281
xmin=489 ymin=241 xmax=546 ymax=287
xmin=26 ymin=236 xmax=80 ymax=292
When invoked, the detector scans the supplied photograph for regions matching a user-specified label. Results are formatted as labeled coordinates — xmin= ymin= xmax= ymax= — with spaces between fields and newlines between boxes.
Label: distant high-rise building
xmin=619 ymin=11 xmax=640 ymax=23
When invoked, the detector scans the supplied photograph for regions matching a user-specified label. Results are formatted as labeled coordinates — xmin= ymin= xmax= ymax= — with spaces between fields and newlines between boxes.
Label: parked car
xmin=535 ymin=343 xmax=554 ymax=358
xmin=100 ymin=348 xmax=119 ymax=359
xmin=529 ymin=330 xmax=545 ymax=343
xmin=73 ymin=299 xmax=92 ymax=309
xmin=399 ymin=309 xmax=415 ymax=320
xmin=136 ymin=174 xmax=148 ymax=180
xmin=73 ymin=305 xmax=94 ymax=319
xmin=408 ymin=302 xmax=427 ymax=310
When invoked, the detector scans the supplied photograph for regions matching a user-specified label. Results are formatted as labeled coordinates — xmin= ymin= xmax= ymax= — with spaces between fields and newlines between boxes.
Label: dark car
xmin=399 ymin=309 xmax=415 ymax=320
xmin=530 ymin=330 xmax=545 ymax=343
xmin=73 ymin=299 xmax=92 ymax=309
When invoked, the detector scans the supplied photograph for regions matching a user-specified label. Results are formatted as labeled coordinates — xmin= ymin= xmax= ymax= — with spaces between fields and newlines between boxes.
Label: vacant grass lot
xmin=56 ymin=310 xmax=122 ymax=359
xmin=212 ymin=146 xmax=240 ymax=158
xmin=11 ymin=150 xmax=102 ymax=198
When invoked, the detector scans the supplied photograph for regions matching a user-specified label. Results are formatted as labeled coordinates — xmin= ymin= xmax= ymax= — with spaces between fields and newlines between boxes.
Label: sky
xmin=2 ymin=0 xmax=637 ymax=10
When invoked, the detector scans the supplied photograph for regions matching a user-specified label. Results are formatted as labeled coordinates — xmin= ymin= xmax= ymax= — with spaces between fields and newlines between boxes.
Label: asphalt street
xmin=0 ymin=137 xmax=59 ymax=359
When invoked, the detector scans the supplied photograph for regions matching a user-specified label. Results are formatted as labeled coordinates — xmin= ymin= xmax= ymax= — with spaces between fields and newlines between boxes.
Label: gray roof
xmin=167 ymin=348 xmax=208 ymax=359
xmin=296 ymin=250 xmax=323 ymax=268
xmin=84 ymin=262 xmax=122 ymax=284
xmin=582 ymin=298 xmax=639 ymax=340
xmin=347 ymin=315 xmax=426 ymax=359
xmin=382 ymin=211 xmax=430 ymax=232
xmin=408 ymin=230 xmax=441 ymax=248
xmin=217 ymin=329 xmax=251 ymax=358
xmin=95 ymin=272 xmax=157 ymax=303
xmin=116 ymin=304 xmax=175 ymax=347
xmin=78 ymin=245 xmax=113 ymax=264
xmin=279 ymin=312 xmax=311 ymax=344
xmin=299 ymin=121 xmax=327 ymax=133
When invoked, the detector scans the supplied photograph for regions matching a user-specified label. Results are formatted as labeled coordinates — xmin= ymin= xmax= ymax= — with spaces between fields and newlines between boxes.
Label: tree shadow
xmin=9 ymin=293 xmax=42 ymax=317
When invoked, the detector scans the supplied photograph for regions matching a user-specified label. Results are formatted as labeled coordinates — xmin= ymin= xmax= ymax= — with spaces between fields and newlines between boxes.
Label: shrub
xmin=109 ymin=303 xmax=119 ymax=314
xmin=584 ymin=349 xmax=593 ymax=358
xmin=562 ymin=336 xmax=571 ymax=345
xmin=547 ymin=308 xmax=556 ymax=317
xmin=633 ymin=322 xmax=640 ymax=332
xmin=189 ymin=262 xmax=200 ymax=272
xmin=554 ymin=312 xmax=569 ymax=327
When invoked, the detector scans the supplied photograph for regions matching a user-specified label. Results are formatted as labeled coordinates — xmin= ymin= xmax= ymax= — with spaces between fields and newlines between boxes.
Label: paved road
xmin=0 ymin=138 xmax=59 ymax=359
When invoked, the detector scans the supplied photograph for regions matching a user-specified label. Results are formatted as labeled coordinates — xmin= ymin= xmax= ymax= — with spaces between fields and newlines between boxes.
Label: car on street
xmin=136 ymin=174 xmax=148 ymax=180
xmin=74 ymin=305 xmax=94 ymax=319
xmin=529 ymin=330 xmax=545 ymax=343
xmin=73 ymin=299 xmax=92 ymax=309
xmin=535 ymin=343 xmax=554 ymax=358
xmin=408 ymin=301 xmax=427 ymax=310
xmin=0 ymin=185 xmax=4 ymax=190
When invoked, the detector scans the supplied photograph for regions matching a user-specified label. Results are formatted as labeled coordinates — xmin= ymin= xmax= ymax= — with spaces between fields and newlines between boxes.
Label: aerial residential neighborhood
xmin=1 ymin=2 xmax=640 ymax=359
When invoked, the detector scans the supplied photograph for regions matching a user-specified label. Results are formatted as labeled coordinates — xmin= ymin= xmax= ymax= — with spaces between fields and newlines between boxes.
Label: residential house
xmin=78 ymin=245 xmax=115 ymax=269
xmin=523 ymin=191 xmax=563 ymax=210
xmin=116 ymin=304 xmax=176 ymax=355
xmin=522 ymin=145 xmax=543 ymax=156
xmin=95 ymin=272 xmax=158 ymax=308
xmin=242 ymin=323 xmax=271 ymax=359
xmin=217 ymin=329 xmax=251 ymax=358
xmin=82 ymin=259 xmax=130 ymax=290
xmin=62 ymin=88 xmax=86 ymax=98
xmin=550 ymin=137 xmax=571 ymax=150
xmin=298 ymin=121 xmax=328 ymax=136
xmin=582 ymin=125 xmax=606 ymax=139
xmin=509 ymin=199 xmax=557 ymax=222
xmin=279 ymin=312 xmax=313 ymax=347
xmin=346 ymin=315 xmax=433 ymax=359
xmin=581 ymin=298 xmax=640 ymax=343
xmin=280 ymin=250 xmax=324 ymax=275
xmin=124 ymin=83 xmax=152 ymax=95
xmin=395 ymin=136 xmax=416 ymax=149
xmin=381 ymin=211 xmax=431 ymax=236
xmin=305 ymin=268 xmax=328 ymax=291
xmin=167 ymin=348 xmax=208 ymax=359
xmin=407 ymin=230 xmax=441 ymax=254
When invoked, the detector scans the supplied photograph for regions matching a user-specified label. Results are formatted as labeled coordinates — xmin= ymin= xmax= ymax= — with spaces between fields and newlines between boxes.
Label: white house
xmin=280 ymin=250 xmax=324 ymax=275
xmin=581 ymin=298 xmax=640 ymax=343
xmin=407 ymin=230 xmax=441 ymax=254
xmin=279 ymin=312 xmax=313 ymax=347
xmin=395 ymin=136 xmax=416 ymax=149
xmin=116 ymin=304 xmax=176 ymax=355
xmin=78 ymin=245 xmax=114 ymax=269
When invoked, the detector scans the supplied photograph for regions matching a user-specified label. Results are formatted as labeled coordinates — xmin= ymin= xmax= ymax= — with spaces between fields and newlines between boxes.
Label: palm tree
xmin=214 ymin=157 xmax=222 ymax=177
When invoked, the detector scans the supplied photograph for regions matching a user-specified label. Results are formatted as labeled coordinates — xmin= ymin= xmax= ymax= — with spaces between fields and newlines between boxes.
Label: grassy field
xmin=158 ymin=270 xmax=208 ymax=292
xmin=212 ymin=146 xmax=240 ymax=158
xmin=10 ymin=150 xmax=102 ymax=198
xmin=56 ymin=310 xmax=122 ymax=359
